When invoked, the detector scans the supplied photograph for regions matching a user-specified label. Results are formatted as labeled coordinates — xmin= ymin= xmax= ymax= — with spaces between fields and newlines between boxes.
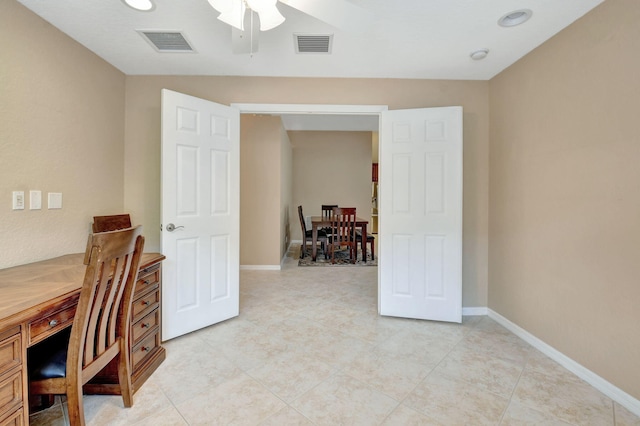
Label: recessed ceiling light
xmin=122 ymin=0 xmax=154 ymax=11
xmin=470 ymin=49 xmax=489 ymax=60
xmin=498 ymin=9 xmax=532 ymax=27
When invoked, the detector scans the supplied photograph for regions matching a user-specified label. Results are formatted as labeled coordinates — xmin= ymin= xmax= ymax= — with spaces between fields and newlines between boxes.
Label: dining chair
xmin=321 ymin=204 xmax=338 ymax=233
xmin=298 ymin=205 xmax=327 ymax=259
xmin=28 ymin=226 xmax=145 ymax=426
xmin=328 ymin=207 xmax=358 ymax=264
xmin=355 ymin=232 xmax=375 ymax=261
xmin=321 ymin=205 xmax=338 ymax=221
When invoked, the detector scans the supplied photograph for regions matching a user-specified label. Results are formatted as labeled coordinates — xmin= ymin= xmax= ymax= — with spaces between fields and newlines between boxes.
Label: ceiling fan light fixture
xmin=255 ymin=7 xmax=285 ymax=31
xmin=498 ymin=9 xmax=532 ymax=27
xmin=122 ymin=0 xmax=154 ymax=11
xmin=209 ymin=0 xmax=285 ymax=31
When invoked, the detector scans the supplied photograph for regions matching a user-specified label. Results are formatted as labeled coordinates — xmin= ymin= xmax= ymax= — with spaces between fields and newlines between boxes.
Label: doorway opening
xmin=233 ymin=103 xmax=386 ymax=272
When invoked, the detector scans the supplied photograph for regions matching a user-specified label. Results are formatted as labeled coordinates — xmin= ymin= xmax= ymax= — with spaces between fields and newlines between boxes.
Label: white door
xmin=161 ymin=89 xmax=240 ymax=340
xmin=379 ymin=106 xmax=463 ymax=323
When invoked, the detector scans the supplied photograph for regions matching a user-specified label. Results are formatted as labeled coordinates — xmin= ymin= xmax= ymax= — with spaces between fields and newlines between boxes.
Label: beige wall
xmin=489 ymin=0 xmax=640 ymax=399
xmin=372 ymin=132 xmax=379 ymax=163
xmin=280 ymin=125 xmax=293 ymax=259
xmin=240 ymin=115 xmax=287 ymax=266
xmin=123 ymin=76 xmax=489 ymax=307
xmin=0 ymin=0 xmax=126 ymax=268
xmin=289 ymin=131 xmax=372 ymax=242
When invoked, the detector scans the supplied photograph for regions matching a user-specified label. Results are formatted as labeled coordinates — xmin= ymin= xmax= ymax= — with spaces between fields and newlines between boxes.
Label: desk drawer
xmin=132 ymin=289 xmax=159 ymax=320
xmin=0 ymin=408 xmax=23 ymax=426
xmin=0 ymin=329 xmax=21 ymax=375
xmin=0 ymin=369 xmax=22 ymax=423
xmin=131 ymin=310 xmax=159 ymax=347
xmin=135 ymin=264 xmax=161 ymax=298
xmin=132 ymin=332 xmax=160 ymax=371
xmin=28 ymin=304 xmax=76 ymax=346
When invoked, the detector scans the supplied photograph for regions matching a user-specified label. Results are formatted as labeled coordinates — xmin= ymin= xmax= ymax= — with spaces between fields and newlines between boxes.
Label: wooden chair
xmin=355 ymin=232 xmax=375 ymax=261
xmin=28 ymin=226 xmax=145 ymax=426
xmin=320 ymin=204 xmax=338 ymax=233
xmin=328 ymin=207 xmax=357 ymax=264
xmin=321 ymin=205 xmax=338 ymax=221
xmin=298 ymin=205 xmax=327 ymax=259
xmin=84 ymin=214 xmax=133 ymax=265
xmin=92 ymin=214 xmax=132 ymax=232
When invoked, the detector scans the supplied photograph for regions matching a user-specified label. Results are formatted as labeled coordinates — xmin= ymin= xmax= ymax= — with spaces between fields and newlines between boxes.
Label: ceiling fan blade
xmin=279 ymin=0 xmax=373 ymax=34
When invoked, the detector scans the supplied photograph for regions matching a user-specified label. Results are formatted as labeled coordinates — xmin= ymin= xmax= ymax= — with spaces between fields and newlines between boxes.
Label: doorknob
xmin=165 ymin=223 xmax=184 ymax=232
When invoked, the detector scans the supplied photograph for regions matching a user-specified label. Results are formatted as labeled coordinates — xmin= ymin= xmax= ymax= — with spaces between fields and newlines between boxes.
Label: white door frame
xmin=232 ymin=102 xmax=387 ymax=305
xmin=231 ymin=103 xmax=388 ymax=116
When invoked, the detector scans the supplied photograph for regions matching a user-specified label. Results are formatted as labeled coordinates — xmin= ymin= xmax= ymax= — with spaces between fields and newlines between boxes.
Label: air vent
xmin=138 ymin=31 xmax=194 ymax=52
xmin=294 ymin=34 xmax=333 ymax=54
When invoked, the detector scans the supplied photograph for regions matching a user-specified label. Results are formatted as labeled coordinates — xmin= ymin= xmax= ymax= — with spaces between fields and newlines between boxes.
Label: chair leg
xmin=370 ymin=240 xmax=375 ymax=261
xmin=300 ymin=239 xmax=306 ymax=259
xmin=66 ymin=379 xmax=86 ymax=426
xmin=116 ymin=347 xmax=134 ymax=408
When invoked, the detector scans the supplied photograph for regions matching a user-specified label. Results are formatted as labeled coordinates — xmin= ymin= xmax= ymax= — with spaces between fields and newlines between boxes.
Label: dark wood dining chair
xmin=328 ymin=207 xmax=358 ymax=264
xmin=298 ymin=205 xmax=327 ymax=259
xmin=321 ymin=205 xmax=338 ymax=221
xmin=355 ymin=232 xmax=375 ymax=261
xmin=321 ymin=204 xmax=338 ymax=233
xmin=28 ymin=226 xmax=145 ymax=426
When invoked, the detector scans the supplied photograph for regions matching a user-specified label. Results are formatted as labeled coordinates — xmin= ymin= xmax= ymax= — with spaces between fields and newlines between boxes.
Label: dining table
xmin=310 ymin=216 xmax=369 ymax=262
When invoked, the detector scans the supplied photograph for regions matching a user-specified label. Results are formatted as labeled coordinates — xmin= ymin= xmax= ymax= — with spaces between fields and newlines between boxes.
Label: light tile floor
xmin=30 ymin=249 xmax=640 ymax=425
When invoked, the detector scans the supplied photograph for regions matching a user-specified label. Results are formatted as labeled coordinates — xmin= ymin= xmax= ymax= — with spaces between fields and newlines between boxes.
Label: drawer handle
xmin=143 ymin=279 xmax=150 ymax=285
xmin=49 ymin=319 xmax=59 ymax=327
xmin=141 ymin=346 xmax=150 ymax=352
xmin=142 ymin=300 xmax=151 ymax=306
xmin=141 ymin=322 xmax=150 ymax=329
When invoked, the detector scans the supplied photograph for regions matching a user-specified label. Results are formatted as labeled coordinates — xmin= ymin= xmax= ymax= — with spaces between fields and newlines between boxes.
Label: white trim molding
xmin=488 ymin=309 xmax=640 ymax=417
xmin=240 ymin=265 xmax=281 ymax=270
xmin=231 ymin=103 xmax=388 ymax=115
xmin=462 ymin=307 xmax=488 ymax=316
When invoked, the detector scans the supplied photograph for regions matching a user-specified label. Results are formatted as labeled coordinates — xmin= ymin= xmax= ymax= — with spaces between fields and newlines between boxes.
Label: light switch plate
xmin=48 ymin=192 xmax=63 ymax=209
xmin=30 ymin=190 xmax=42 ymax=210
xmin=12 ymin=191 xmax=25 ymax=210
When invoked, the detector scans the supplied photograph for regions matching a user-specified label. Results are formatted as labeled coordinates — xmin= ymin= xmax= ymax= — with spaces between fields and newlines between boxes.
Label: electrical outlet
xmin=12 ymin=191 xmax=24 ymax=210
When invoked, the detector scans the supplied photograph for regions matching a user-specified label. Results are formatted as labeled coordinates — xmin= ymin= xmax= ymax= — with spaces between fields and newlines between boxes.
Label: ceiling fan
xmin=207 ymin=0 xmax=372 ymax=54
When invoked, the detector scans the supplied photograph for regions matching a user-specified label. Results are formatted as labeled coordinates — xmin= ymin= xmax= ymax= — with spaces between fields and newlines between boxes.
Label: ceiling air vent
xmin=138 ymin=31 xmax=195 ymax=53
xmin=294 ymin=34 xmax=333 ymax=54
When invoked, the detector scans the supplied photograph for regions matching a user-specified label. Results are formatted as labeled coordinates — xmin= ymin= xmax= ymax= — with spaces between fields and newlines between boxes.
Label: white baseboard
xmin=240 ymin=265 xmax=281 ymax=270
xmin=488 ymin=309 xmax=640 ymax=417
xmin=462 ymin=307 xmax=487 ymax=316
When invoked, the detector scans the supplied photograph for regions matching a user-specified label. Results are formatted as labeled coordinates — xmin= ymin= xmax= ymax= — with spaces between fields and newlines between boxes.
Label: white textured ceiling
xmin=17 ymin=0 xmax=604 ymax=80
xmin=16 ymin=0 xmax=604 ymax=131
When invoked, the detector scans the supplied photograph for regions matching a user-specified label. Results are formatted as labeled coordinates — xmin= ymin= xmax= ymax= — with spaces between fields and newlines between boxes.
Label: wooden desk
xmin=0 ymin=253 xmax=166 ymax=425
xmin=310 ymin=216 xmax=369 ymax=262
